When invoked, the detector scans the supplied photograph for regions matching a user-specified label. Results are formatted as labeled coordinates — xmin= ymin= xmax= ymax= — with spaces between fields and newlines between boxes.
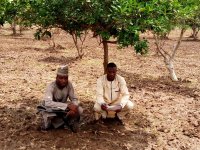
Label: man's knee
xmin=93 ymin=103 xmax=102 ymax=112
xmin=78 ymin=106 xmax=83 ymax=115
xmin=124 ymin=100 xmax=134 ymax=110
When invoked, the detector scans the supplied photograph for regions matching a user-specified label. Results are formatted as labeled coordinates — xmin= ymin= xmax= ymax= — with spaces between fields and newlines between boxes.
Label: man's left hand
xmin=114 ymin=104 xmax=122 ymax=113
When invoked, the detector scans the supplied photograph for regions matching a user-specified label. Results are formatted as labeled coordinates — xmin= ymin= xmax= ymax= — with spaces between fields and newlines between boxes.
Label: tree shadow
xmin=181 ymin=38 xmax=200 ymax=42
xmin=118 ymin=70 xmax=200 ymax=100
xmin=0 ymin=103 xmax=40 ymax=149
xmin=12 ymin=36 xmax=33 ymax=40
xmin=0 ymin=100 xmax=156 ymax=150
xmin=77 ymin=101 xmax=156 ymax=150
xmin=38 ymin=56 xmax=77 ymax=64
xmin=0 ymin=32 xmax=24 ymax=37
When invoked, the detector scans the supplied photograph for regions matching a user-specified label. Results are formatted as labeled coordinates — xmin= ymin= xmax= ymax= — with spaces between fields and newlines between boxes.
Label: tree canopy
xmin=1 ymin=0 xmax=200 ymax=76
xmin=28 ymin=0 xmax=149 ymax=71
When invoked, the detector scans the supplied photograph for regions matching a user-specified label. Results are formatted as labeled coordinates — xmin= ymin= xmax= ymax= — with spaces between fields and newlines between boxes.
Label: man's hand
xmin=68 ymin=103 xmax=78 ymax=112
xmin=67 ymin=110 xmax=77 ymax=117
xmin=101 ymin=103 xmax=108 ymax=111
xmin=67 ymin=103 xmax=79 ymax=117
xmin=107 ymin=104 xmax=122 ymax=112
xmin=115 ymin=104 xmax=122 ymax=113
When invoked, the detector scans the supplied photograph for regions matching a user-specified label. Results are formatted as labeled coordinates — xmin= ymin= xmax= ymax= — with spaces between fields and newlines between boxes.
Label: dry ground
xmin=0 ymin=25 xmax=200 ymax=150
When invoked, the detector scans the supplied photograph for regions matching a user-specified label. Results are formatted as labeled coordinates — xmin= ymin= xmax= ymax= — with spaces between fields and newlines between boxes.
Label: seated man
xmin=37 ymin=65 xmax=83 ymax=132
xmin=93 ymin=62 xmax=134 ymax=124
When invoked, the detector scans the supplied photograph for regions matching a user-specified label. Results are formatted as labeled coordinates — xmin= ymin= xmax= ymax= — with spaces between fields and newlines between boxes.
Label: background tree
xmin=29 ymin=0 xmax=148 ymax=71
xmin=26 ymin=0 xmax=198 ymax=79
xmin=0 ymin=0 xmax=8 ymax=27
xmin=88 ymin=0 xmax=149 ymax=73
xmin=29 ymin=0 xmax=90 ymax=58
xmin=4 ymin=0 xmax=32 ymax=35
xmin=186 ymin=1 xmax=200 ymax=40
xmin=141 ymin=0 xmax=197 ymax=81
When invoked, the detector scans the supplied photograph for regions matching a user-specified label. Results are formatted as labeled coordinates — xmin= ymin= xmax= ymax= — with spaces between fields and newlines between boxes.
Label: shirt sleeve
xmin=96 ymin=77 xmax=105 ymax=105
xmin=68 ymin=82 xmax=79 ymax=106
xmin=119 ymin=77 xmax=130 ymax=108
xmin=43 ymin=83 xmax=68 ymax=110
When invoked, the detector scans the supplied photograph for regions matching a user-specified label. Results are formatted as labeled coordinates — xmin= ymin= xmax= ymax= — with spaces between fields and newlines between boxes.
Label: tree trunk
xmin=102 ymin=40 xmax=108 ymax=74
xmin=164 ymin=58 xmax=178 ymax=81
xmin=11 ymin=20 xmax=17 ymax=36
xmin=191 ymin=26 xmax=199 ymax=40
xmin=193 ymin=29 xmax=199 ymax=40
xmin=71 ymin=32 xmax=84 ymax=59
xmin=154 ymin=28 xmax=185 ymax=81
xmin=79 ymin=48 xmax=84 ymax=59
xmin=50 ymin=34 xmax=56 ymax=50
xmin=19 ymin=25 xmax=23 ymax=35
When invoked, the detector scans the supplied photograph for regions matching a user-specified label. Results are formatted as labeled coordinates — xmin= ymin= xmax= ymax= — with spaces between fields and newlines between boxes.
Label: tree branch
xmin=171 ymin=28 xmax=185 ymax=60
xmin=153 ymin=33 xmax=167 ymax=59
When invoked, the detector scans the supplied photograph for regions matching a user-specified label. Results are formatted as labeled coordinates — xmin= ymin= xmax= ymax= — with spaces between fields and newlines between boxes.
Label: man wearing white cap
xmin=38 ymin=65 xmax=82 ymax=132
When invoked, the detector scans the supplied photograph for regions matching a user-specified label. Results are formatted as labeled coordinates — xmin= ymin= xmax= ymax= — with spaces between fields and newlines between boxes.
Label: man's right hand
xmin=101 ymin=103 xmax=108 ymax=111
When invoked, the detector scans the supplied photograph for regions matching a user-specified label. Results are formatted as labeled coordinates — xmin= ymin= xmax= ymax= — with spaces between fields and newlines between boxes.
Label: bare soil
xmin=0 ymin=25 xmax=200 ymax=150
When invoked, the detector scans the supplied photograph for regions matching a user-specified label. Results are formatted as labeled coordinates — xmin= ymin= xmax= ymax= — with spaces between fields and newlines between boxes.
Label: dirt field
xmin=0 ymin=25 xmax=200 ymax=150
